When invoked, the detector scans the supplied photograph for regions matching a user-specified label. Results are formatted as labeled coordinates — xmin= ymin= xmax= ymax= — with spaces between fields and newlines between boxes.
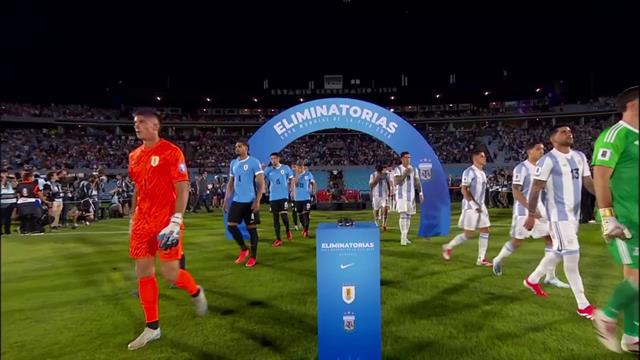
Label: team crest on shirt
xmin=280 ymin=170 xmax=285 ymax=175
xmin=342 ymin=285 xmax=356 ymax=304
xmin=243 ymin=164 xmax=249 ymax=171
xmin=151 ymin=156 xmax=160 ymax=167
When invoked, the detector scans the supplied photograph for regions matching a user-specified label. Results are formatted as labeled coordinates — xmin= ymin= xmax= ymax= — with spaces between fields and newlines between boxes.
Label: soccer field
xmin=1 ymin=205 xmax=629 ymax=360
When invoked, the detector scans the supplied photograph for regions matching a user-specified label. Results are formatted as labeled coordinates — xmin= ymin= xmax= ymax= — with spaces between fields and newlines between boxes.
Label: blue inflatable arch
xmin=246 ymin=98 xmax=450 ymax=237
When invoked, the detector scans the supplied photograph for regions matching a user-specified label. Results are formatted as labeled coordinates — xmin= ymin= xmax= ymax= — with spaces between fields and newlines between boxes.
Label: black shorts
xmin=270 ymin=199 xmax=289 ymax=214
xmin=228 ymin=202 xmax=260 ymax=225
xmin=295 ymin=200 xmax=312 ymax=213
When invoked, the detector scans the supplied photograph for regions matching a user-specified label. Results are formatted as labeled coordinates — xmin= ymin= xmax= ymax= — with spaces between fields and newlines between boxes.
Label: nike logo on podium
xmin=340 ymin=263 xmax=354 ymax=269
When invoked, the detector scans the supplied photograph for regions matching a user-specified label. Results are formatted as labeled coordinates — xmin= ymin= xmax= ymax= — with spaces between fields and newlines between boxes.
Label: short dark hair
xmin=296 ymin=159 xmax=306 ymax=167
xmin=400 ymin=151 xmax=410 ymax=157
xmin=470 ymin=149 xmax=484 ymax=161
xmin=526 ymin=142 xmax=542 ymax=151
xmin=270 ymin=152 xmax=280 ymax=157
xmin=615 ymin=86 xmax=639 ymax=112
xmin=549 ymin=124 xmax=570 ymax=138
xmin=375 ymin=164 xmax=384 ymax=172
xmin=237 ymin=138 xmax=249 ymax=150
xmin=133 ymin=109 xmax=163 ymax=123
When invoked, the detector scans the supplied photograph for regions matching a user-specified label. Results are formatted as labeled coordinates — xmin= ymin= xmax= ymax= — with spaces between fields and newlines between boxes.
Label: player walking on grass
xmin=492 ymin=142 xmax=570 ymax=289
xmin=223 ymin=139 xmax=265 ymax=267
xmin=370 ymin=164 xmax=391 ymax=230
xmin=293 ymin=160 xmax=316 ymax=238
xmin=393 ymin=152 xmax=423 ymax=246
xmin=523 ymin=125 xmax=596 ymax=319
xmin=264 ymin=152 xmax=295 ymax=247
xmin=127 ymin=110 xmax=207 ymax=351
xmin=442 ymin=150 xmax=491 ymax=265
xmin=591 ymin=86 xmax=639 ymax=354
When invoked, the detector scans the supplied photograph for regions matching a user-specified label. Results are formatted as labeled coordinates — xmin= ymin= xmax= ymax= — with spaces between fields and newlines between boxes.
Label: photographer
xmin=109 ymin=186 xmax=124 ymax=218
xmin=59 ymin=173 xmax=75 ymax=227
xmin=46 ymin=171 xmax=64 ymax=229
xmin=115 ymin=174 xmax=133 ymax=215
xmin=1 ymin=169 xmax=18 ymax=235
xmin=16 ymin=171 xmax=45 ymax=235
xmin=76 ymin=174 xmax=96 ymax=225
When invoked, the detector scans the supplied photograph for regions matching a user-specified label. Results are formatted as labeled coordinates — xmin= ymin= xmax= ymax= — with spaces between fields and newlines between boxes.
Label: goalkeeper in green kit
xmin=592 ymin=86 xmax=639 ymax=354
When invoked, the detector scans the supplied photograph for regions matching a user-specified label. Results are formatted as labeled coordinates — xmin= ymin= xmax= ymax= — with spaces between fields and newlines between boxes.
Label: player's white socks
xmin=494 ymin=240 xmax=515 ymax=263
xmin=563 ymin=252 xmax=590 ymax=309
xmin=528 ymin=249 xmax=561 ymax=284
xmin=478 ymin=233 xmax=489 ymax=262
xmin=543 ymin=246 xmax=558 ymax=280
xmin=399 ymin=213 xmax=410 ymax=244
xmin=447 ymin=233 xmax=468 ymax=249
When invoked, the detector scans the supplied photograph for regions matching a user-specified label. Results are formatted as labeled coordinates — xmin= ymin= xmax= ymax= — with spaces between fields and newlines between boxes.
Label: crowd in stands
xmin=2 ymin=97 xmax=616 ymax=124
xmin=492 ymin=116 xmax=615 ymax=162
xmin=1 ymin=115 xmax=616 ymax=171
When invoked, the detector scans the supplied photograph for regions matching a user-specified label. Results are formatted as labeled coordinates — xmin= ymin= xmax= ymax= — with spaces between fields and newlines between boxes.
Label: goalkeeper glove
xmin=158 ymin=213 xmax=183 ymax=250
xmin=599 ymin=208 xmax=632 ymax=243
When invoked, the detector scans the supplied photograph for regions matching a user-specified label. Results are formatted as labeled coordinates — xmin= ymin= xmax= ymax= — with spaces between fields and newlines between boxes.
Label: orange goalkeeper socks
xmin=175 ymin=269 xmax=199 ymax=297
xmin=138 ymin=276 xmax=159 ymax=325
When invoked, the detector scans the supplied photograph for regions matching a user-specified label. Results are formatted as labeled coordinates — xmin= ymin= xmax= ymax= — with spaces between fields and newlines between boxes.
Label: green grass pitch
xmin=1 ymin=205 xmax=631 ymax=359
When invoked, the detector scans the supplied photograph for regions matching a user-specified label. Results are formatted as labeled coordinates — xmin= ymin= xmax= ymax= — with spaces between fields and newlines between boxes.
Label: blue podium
xmin=316 ymin=222 xmax=382 ymax=360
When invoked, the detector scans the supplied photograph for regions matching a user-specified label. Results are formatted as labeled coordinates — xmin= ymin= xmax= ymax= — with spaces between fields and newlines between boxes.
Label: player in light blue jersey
xmin=524 ymin=125 xmax=596 ymax=319
xmin=223 ymin=139 xmax=266 ymax=268
xmin=293 ymin=160 xmax=316 ymax=238
xmin=264 ymin=152 xmax=295 ymax=247
xmin=491 ymin=142 xmax=569 ymax=288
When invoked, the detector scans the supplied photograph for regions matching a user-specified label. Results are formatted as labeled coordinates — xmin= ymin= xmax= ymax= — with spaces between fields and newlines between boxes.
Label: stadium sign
xmin=249 ymin=98 xmax=451 ymax=237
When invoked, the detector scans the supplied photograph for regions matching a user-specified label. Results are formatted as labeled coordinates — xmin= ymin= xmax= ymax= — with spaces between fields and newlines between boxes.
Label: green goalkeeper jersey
xmin=592 ymin=121 xmax=639 ymax=229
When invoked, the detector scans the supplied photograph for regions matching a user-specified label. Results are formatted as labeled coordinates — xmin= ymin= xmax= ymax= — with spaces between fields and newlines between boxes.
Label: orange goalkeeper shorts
xmin=130 ymin=225 xmax=184 ymax=261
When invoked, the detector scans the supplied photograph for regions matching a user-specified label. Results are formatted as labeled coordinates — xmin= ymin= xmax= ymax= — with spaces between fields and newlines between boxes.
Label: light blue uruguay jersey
xmin=461 ymin=165 xmax=487 ymax=210
xmin=294 ymin=171 xmax=315 ymax=201
xmin=512 ymin=160 xmax=546 ymax=217
xmin=229 ymin=156 xmax=264 ymax=203
xmin=534 ymin=148 xmax=591 ymax=222
xmin=265 ymin=164 xmax=294 ymax=201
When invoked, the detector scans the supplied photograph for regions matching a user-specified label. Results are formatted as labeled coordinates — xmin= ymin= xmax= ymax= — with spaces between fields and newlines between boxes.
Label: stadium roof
xmin=2 ymin=0 xmax=638 ymax=107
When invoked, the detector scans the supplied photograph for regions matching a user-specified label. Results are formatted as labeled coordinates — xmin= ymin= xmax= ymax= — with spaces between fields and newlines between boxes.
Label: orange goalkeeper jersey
xmin=129 ymin=139 xmax=189 ymax=234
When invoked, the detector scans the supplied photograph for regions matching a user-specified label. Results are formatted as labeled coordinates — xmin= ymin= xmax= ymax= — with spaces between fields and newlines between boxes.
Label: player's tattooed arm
xmin=582 ymin=176 xmax=596 ymax=195
xmin=527 ymin=179 xmax=546 ymax=215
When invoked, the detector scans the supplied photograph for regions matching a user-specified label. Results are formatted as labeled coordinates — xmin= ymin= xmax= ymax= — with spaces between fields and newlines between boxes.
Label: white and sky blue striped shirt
xmin=370 ymin=171 xmax=390 ymax=199
xmin=393 ymin=165 xmax=419 ymax=202
xmin=512 ymin=160 xmax=546 ymax=217
xmin=461 ymin=165 xmax=487 ymax=210
xmin=533 ymin=148 xmax=591 ymax=222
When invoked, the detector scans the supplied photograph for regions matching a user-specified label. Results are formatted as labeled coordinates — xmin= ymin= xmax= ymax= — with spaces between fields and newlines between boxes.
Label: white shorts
xmin=457 ymin=207 xmax=491 ymax=231
xmin=510 ymin=215 xmax=550 ymax=239
xmin=372 ymin=197 xmax=389 ymax=210
xmin=395 ymin=199 xmax=416 ymax=215
xmin=548 ymin=220 xmax=580 ymax=253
